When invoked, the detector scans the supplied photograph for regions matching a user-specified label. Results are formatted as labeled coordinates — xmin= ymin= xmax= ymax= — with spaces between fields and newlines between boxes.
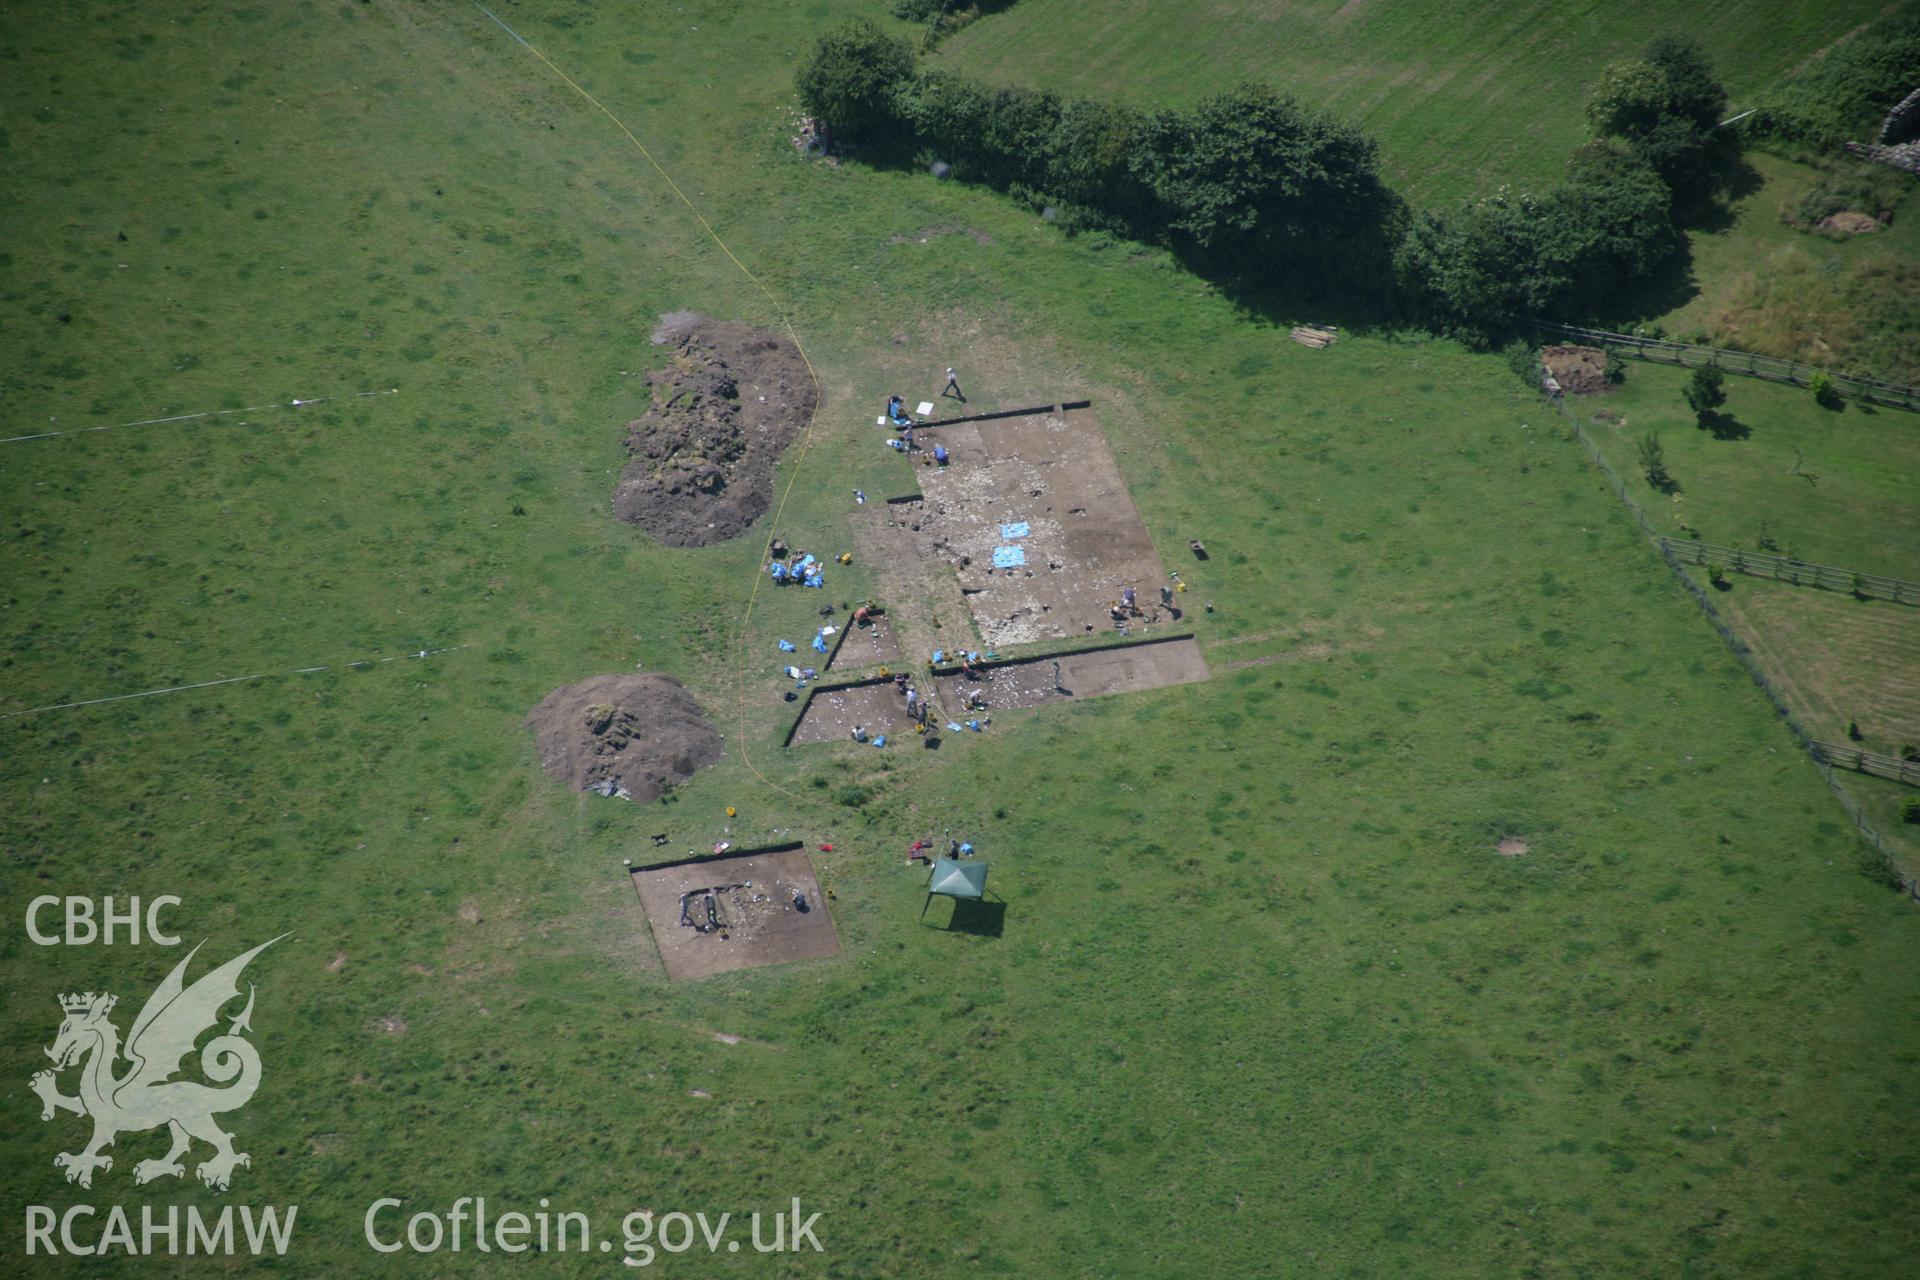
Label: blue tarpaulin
xmin=777 ymin=639 xmax=796 ymax=652
xmin=992 ymin=546 xmax=1026 ymax=568
xmin=1000 ymin=521 xmax=1030 ymax=539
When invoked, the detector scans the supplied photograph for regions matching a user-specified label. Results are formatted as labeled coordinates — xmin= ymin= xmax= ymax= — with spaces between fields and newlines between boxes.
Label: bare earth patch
xmin=1815 ymin=211 xmax=1881 ymax=236
xmin=790 ymin=638 xmax=1209 ymax=743
xmin=826 ymin=612 xmax=903 ymax=672
xmin=1541 ymin=344 xmax=1611 ymax=395
xmin=1497 ymin=837 xmax=1529 ymax=857
xmin=888 ymin=406 xmax=1174 ymax=647
xmin=525 ymin=673 xmax=722 ymax=802
xmin=629 ymin=847 xmax=840 ymax=981
xmin=611 ymin=314 xmax=816 ymax=547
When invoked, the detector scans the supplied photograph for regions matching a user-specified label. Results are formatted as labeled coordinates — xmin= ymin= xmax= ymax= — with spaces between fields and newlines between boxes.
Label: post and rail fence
xmin=1543 ymin=384 xmax=1918 ymax=899
xmin=1811 ymin=742 xmax=1920 ymax=788
xmin=1530 ymin=320 xmax=1920 ymax=413
xmin=1660 ymin=539 xmax=1920 ymax=606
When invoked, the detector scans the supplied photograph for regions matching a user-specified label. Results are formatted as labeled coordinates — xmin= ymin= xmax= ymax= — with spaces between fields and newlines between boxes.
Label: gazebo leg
xmin=920 ymin=893 xmax=934 ymax=921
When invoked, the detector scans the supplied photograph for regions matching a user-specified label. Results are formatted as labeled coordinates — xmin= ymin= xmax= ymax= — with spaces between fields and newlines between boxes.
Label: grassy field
xmin=5 ymin=3 xmax=1920 ymax=1277
xmin=1708 ymin=579 xmax=1920 ymax=868
xmin=934 ymin=0 xmax=1899 ymax=204
xmin=1651 ymin=148 xmax=1920 ymax=382
xmin=1578 ymin=361 xmax=1920 ymax=578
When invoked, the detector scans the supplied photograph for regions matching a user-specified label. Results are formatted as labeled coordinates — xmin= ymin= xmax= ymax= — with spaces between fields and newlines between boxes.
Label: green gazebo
xmin=920 ymin=857 xmax=989 ymax=921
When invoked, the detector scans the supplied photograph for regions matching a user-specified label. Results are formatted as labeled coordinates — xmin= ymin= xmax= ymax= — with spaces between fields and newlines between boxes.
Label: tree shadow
xmin=1595 ymin=235 xmax=1700 ymax=326
xmin=1677 ymin=155 xmax=1766 ymax=234
xmin=1697 ymin=410 xmax=1750 ymax=440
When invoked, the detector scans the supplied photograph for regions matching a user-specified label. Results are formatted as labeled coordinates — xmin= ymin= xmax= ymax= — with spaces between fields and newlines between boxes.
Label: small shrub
xmin=1603 ymin=349 xmax=1626 ymax=383
xmin=1848 ymin=719 xmax=1864 ymax=742
xmin=1809 ymin=370 xmax=1842 ymax=409
xmin=1901 ymin=796 xmax=1920 ymax=825
xmin=1503 ymin=339 xmax=1540 ymax=387
xmin=1637 ymin=432 xmax=1673 ymax=490
xmin=1900 ymin=741 xmax=1919 ymax=763
xmin=1684 ymin=364 xmax=1726 ymax=418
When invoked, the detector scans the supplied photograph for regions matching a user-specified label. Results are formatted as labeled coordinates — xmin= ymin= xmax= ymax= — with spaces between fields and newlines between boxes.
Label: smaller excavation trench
xmin=787 ymin=635 xmax=1208 ymax=745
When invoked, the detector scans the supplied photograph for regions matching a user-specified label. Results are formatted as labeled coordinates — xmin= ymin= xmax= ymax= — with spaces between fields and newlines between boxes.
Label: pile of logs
xmin=1289 ymin=324 xmax=1338 ymax=349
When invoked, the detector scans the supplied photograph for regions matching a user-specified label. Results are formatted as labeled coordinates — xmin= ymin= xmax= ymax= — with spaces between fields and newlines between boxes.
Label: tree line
xmin=798 ymin=20 xmax=1746 ymax=342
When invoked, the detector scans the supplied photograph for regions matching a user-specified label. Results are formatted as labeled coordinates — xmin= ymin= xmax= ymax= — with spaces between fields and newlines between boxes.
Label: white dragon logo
xmin=28 ymin=937 xmax=286 ymax=1191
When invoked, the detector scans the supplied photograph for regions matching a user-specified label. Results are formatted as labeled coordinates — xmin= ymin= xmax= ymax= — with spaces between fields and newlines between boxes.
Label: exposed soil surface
xmin=1541 ymin=344 xmax=1611 ymax=395
xmin=826 ymin=613 xmax=903 ymax=672
xmin=790 ymin=638 xmax=1209 ymax=744
xmin=789 ymin=679 xmax=920 ymax=745
xmin=1815 ymin=211 xmax=1881 ymax=236
xmin=874 ymin=407 xmax=1174 ymax=647
xmin=611 ymin=314 xmax=815 ymax=546
xmin=630 ymin=847 xmax=839 ymax=981
xmin=525 ymin=673 xmax=722 ymax=803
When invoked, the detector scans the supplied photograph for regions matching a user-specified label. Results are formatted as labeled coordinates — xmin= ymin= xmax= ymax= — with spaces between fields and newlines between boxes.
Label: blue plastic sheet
xmin=811 ymin=632 xmax=829 ymax=653
xmin=1000 ymin=522 xmax=1030 ymax=539
xmin=872 ymin=736 xmax=887 ymax=748
xmin=777 ymin=639 xmax=796 ymax=652
xmin=992 ymin=546 xmax=1026 ymax=568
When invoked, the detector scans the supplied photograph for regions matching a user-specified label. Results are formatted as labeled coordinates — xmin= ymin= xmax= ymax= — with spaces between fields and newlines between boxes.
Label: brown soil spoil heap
xmin=525 ymin=673 xmax=722 ymax=803
xmin=612 ymin=314 xmax=816 ymax=546
xmin=1541 ymin=344 xmax=1610 ymax=395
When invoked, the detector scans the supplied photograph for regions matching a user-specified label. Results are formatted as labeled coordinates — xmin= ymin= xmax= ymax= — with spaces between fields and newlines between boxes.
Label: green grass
xmin=1580 ymin=361 xmax=1920 ymax=577
xmin=1704 ymin=578 xmax=1920 ymax=872
xmin=1651 ymin=148 xmax=1920 ymax=381
xmin=5 ymin=3 xmax=1920 ymax=1277
xmin=934 ymin=0 xmax=1897 ymax=204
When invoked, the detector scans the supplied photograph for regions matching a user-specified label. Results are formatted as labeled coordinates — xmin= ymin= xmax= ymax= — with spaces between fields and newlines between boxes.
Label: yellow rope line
xmin=474 ymin=4 xmax=817 ymax=800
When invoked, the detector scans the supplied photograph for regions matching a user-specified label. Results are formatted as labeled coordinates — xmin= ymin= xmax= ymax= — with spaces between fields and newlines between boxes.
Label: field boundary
xmin=1812 ymin=742 xmax=1920 ymax=788
xmin=1532 ymin=320 xmax=1920 ymax=413
xmin=1544 ymin=384 xmax=1918 ymax=898
xmin=1662 ymin=539 xmax=1920 ymax=605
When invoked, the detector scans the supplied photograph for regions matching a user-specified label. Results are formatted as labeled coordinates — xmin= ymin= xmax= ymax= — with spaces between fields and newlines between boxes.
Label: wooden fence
xmin=1661 ymin=539 xmax=1920 ymax=605
xmin=1531 ymin=320 xmax=1920 ymax=413
xmin=1812 ymin=742 xmax=1920 ymax=788
xmin=1543 ymin=383 xmax=1919 ymax=899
